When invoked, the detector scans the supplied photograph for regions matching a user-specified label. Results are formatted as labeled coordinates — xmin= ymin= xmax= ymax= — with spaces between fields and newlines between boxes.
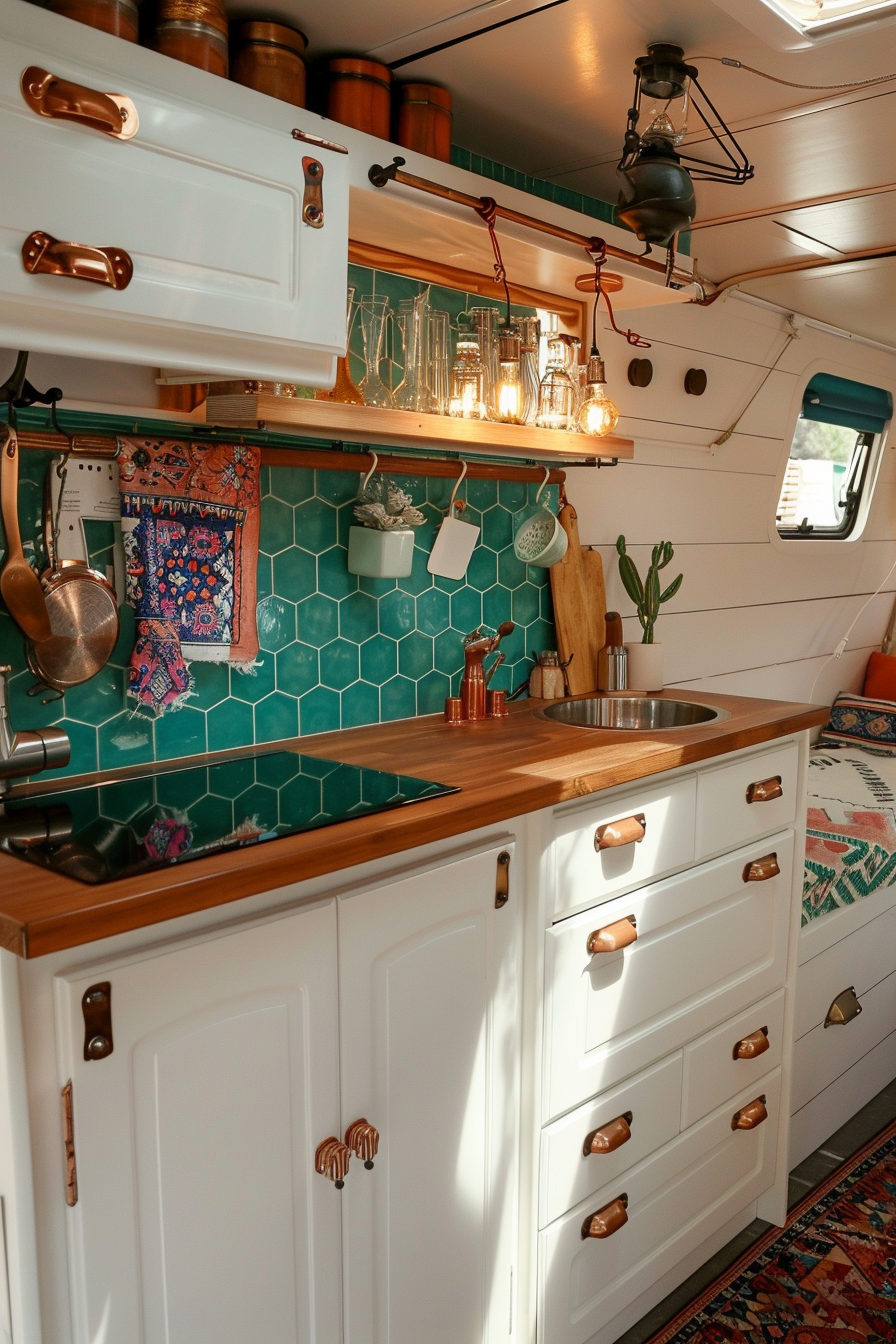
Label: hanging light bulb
xmin=491 ymin=326 xmax=526 ymax=424
xmin=577 ymin=354 xmax=619 ymax=437
xmin=448 ymin=323 xmax=487 ymax=419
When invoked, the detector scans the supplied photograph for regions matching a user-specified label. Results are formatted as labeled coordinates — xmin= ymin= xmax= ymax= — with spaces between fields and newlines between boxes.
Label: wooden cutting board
xmin=549 ymin=501 xmax=606 ymax=695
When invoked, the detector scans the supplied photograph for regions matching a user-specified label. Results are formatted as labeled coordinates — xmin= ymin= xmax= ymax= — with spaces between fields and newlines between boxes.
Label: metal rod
xmin=689 ymin=179 xmax=896 ymax=231
xmin=698 ymin=241 xmax=896 ymax=305
xmin=369 ymin=160 xmax=695 ymax=288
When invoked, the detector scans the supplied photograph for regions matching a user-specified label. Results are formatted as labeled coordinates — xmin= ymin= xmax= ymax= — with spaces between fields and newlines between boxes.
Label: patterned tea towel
xmin=118 ymin=436 xmax=261 ymax=714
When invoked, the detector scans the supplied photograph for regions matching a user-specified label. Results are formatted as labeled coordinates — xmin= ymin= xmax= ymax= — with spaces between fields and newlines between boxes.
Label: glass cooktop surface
xmin=0 ymin=751 xmax=459 ymax=885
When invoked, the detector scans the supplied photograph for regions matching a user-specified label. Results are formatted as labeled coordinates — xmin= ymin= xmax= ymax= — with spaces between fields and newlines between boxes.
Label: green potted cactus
xmin=616 ymin=535 xmax=683 ymax=690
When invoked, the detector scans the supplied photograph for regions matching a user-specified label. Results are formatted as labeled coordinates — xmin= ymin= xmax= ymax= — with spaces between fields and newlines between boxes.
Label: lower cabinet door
xmin=338 ymin=840 xmax=521 ymax=1344
xmin=539 ymin=1070 xmax=781 ymax=1344
xmin=56 ymin=898 xmax=342 ymax=1344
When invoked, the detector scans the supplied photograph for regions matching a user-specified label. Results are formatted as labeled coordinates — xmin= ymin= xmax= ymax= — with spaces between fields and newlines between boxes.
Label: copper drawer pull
xmin=731 ymin=1095 xmax=768 ymax=1131
xmin=587 ymin=914 xmax=637 ymax=956
xmin=733 ymin=1027 xmax=769 ymax=1061
xmin=584 ymin=1111 xmax=632 ymax=1156
xmin=22 ymin=232 xmax=133 ymax=290
xmin=345 ymin=1118 xmax=379 ymax=1168
xmin=581 ymin=1194 xmax=628 ymax=1239
xmin=743 ymin=853 xmax=780 ymax=883
xmin=595 ymin=813 xmax=646 ymax=850
xmin=825 ymin=986 xmax=862 ymax=1028
xmin=315 ymin=1136 xmax=351 ymax=1188
xmin=745 ymin=775 xmax=783 ymax=804
xmin=21 ymin=66 xmax=138 ymax=139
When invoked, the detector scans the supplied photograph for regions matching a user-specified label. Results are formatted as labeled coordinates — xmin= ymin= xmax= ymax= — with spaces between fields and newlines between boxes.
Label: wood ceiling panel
xmin=743 ymin=257 xmax=896 ymax=344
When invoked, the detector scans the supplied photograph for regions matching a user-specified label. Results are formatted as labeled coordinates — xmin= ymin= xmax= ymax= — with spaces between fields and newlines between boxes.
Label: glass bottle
xmin=316 ymin=285 xmax=364 ymax=405
xmin=491 ymin=326 xmax=526 ymax=424
xmin=358 ymin=295 xmax=394 ymax=409
xmin=448 ymin=322 xmax=487 ymax=419
xmin=518 ymin=315 xmax=541 ymax=424
xmin=535 ymin=333 xmax=578 ymax=430
xmin=394 ymin=290 xmax=435 ymax=413
xmin=467 ymin=306 xmax=500 ymax=409
xmin=428 ymin=309 xmax=451 ymax=415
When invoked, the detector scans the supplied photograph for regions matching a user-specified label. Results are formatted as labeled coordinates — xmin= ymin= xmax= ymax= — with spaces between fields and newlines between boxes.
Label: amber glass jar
xmin=230 ymin=21 xmax=307 ymax=106
xmin=49 ymin=0 xmax=139 ymax=41
xmin=396 ymin=82 xmax=452 ymax=162
xmin=327 ymin=58 xmax=391 ymax=139
xmin=154 ymin=0 xmax=229 ymax=76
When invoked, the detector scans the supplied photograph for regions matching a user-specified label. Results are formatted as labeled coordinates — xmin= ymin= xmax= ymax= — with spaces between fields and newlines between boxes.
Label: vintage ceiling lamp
xmin=616 ymin=42 xmax=753 ymax=247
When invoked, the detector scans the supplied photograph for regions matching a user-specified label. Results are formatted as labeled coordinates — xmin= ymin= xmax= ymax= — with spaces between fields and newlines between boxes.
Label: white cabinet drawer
xmin=696 ymin=742 xmax=798 ymax=859
xmin=794 ymin=903 xmax=896 ymax=1040
xmin=539 ymin=1054 xmax=683 ymax=1229
xmin=681 ymin=989 xmax=785 ymax=1129
xmin=792 ymin=965 xmax=896 ymax=1112
xmin=0 ymin=3 xmax=347 ymax=381
xmin=539 ymin=1071 xmax=781 ymax=1344
xmin=552 ymin=776 xmax=696 ymax=921
xmin=544 ymin=832 xmax=793 ymax=1121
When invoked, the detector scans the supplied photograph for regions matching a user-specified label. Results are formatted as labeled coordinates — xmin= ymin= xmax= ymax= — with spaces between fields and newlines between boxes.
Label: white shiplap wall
xmin=568 ymin=292 xmax=896 ymax=706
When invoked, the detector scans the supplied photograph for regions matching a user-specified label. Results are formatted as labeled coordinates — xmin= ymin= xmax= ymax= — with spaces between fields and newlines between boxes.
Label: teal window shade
xmin=802 ymin=373 xmax=892 ymax=435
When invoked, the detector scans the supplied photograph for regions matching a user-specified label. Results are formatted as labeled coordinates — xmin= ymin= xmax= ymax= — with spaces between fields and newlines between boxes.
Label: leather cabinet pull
xmin=731 ymin=1096 xmax=768 ymax=1131
xmin=581 ymin=1194 xmax=629 ymax=1240
xmin=595 ymin=813 xmax=646 ymax=850
xmin=584 ymin=1111 xmax=632 ymax=1156
xmin=587 ymin=915 xmax=637 ymax=956
xmin=745 ymin=776 xmax=783 ymax=804
xmin=733 ymin=1027 xmax=769 ymax=1061
xmin=743 ymin=853 xmax=779 ymax=883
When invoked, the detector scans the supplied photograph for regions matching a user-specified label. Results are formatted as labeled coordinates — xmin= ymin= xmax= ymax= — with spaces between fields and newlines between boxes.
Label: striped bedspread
xmin=804 ymin=748 xmax=896 ymax=925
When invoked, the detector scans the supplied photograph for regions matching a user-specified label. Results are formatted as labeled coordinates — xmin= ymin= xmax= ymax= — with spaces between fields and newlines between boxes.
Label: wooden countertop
xmin=0 ymin=692 xmax=828 ymax=958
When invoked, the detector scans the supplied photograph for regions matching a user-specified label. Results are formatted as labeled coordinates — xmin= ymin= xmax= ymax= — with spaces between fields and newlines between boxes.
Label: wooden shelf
xmin=204 ymin=395 xmax=633 ymax=464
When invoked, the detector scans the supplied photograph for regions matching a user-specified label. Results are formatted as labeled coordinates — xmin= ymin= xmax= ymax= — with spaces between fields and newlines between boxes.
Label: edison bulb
xmin=577 ymin=355 xmax=619 ymax=437
xmin=491 ymin=328 xmax=526 ymax=424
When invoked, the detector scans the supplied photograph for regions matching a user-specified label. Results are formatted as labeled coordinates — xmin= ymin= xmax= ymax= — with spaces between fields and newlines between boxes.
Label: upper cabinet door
xmin=0 ymin=1 xmax=348 ymax=382
xmin=338 ymin=841 xmax=522 ymax=1344
xmin=55 ymin=899 xmax=342 ymax=1344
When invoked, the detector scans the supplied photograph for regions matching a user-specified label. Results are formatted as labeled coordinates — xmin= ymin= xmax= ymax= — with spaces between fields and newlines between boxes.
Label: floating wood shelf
xmin=204 ymin=395 xmax=633 ymax=465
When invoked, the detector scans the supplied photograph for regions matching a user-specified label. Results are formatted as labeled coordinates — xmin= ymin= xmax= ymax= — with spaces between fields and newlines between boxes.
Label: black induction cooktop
xmin=0 ymin=751 xmax=459 ymax=885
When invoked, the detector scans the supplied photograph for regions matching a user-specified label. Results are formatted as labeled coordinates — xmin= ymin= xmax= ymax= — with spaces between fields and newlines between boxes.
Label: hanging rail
xmin=367 ymin=156 xmax=697 ymax=290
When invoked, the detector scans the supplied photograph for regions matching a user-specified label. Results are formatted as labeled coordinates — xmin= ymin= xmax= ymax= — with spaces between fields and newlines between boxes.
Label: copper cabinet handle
xmin=731 ymin=1096 xmax=768 ymax=1131
xmin=345 ymin=1118 xmax=379 ymax=1169
xmin=587 ymin=915 xmax=637 ymax=956
xmin=21 ymin=66 xmax=138 ymax=139
xmin=745 ymin=776 xmax=783 ymax=805
xmin=595 ymin=813 xmax=646 ymax=850
xmin=825 ymin=986 xmax=862 ymax=1028
xmin=315 ymin=1136 xmax=351 ymax=1188
xmin=733 ymin=1027 xmax=769 ymax=1061
xmin=22 ymin=232 xmax=133 ymax=290
xmin=584 ymin=1111 xmax=632 ymax=1156
xmin=743 ymin=853 xmax=780 ymax=883
xmin=581 ymin=1194 xmax=629 ymax=1240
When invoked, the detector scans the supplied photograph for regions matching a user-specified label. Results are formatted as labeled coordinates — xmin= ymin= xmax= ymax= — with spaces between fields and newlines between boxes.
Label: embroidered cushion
xmin=817 ymin=691 xmax=896 ymax=755
xmin=863 ymin=651 xmax=896 ymax=701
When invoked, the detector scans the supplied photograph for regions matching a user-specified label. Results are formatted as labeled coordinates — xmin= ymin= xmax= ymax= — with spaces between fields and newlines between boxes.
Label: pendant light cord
xmin=709 ymin=315 xmax=800 ymax=451
xmin=474 ymin=198 xmax=513 ymax=327
xmin=689 ymin=53 xmax=896 ymax=92
xmin=589 ymin=244 xmax=651 ymax=350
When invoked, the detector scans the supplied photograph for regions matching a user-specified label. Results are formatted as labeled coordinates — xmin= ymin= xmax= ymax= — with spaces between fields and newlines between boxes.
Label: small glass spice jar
xmin=230 ymin=20 xmax=307 ymax=107
xmin=529 ymin=651 xmax=564 ymax=699
xmin=49 ymin=0 xmax=139 ymax=41
xmin=154 ymin=0 xmax=229 ymax=77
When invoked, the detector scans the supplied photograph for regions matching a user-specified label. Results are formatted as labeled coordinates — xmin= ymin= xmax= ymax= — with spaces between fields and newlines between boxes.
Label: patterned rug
xmin=644 ymin=1117 xmax=896 ymax=1343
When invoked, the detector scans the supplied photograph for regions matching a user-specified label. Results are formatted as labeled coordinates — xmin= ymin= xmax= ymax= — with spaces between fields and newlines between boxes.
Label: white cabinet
xmin=52 ymin=838 xmax=520 ymax=1344
xmin=0 ymin=0 xmax=348 ymax=383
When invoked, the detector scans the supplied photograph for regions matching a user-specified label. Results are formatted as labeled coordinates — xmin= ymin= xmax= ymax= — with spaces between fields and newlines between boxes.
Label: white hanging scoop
xmin=427 ymin=462 xmax=480 ymax=580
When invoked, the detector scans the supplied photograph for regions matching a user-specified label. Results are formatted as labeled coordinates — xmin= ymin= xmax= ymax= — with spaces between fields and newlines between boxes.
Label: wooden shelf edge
xmin=204 ymin=395 xmax=634 ymax=463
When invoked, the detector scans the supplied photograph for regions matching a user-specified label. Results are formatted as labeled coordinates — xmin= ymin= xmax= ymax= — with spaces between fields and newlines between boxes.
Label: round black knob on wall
xmin=684 ymin=368 xmax=707 ymax=396
xmin=627 ymin=358 xmax=653 ymax=387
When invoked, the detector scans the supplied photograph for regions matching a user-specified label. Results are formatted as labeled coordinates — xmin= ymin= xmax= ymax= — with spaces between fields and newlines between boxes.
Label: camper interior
xmin=1 ymin=0 xmax=896 ymax=1341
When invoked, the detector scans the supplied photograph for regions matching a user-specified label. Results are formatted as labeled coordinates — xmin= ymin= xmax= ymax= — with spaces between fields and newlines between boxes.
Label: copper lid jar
xmin=396 ymin=82 xmax=452 ymax=162
xmin=231 ymin=20 xmax=307 ymax=107
xmin=49 ymin=0 xmax=139 ymax=41
xmin=154 ymin=0 xmax=228 ymax=77
xmin=327 ymin=57 xmax=391 ymax=139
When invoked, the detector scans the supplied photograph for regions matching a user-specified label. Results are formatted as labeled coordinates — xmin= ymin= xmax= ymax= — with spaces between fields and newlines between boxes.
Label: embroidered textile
xmin=118 ymin=437 xmax=260 ymax=714
xmin=803 ymin=749 xmax=896 ymax=924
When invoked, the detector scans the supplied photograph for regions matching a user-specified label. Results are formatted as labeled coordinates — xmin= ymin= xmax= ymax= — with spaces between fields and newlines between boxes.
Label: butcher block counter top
xmin=0 ymin=691 xmax=827 ymax=958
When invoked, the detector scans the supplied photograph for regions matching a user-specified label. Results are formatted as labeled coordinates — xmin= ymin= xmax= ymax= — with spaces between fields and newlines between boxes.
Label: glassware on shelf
xmin=535 ymin=333 xmax=580 ymax=430
xmin=428 ymin=309 xmax=451 ymax=415
xmin=394 ymin=290 xmax=435 ymax=413
xmin=448 ymin=319 xmax=487 ymax=419
xmin=358 ymin=295 xmax=394 ymax=409
xmin=491 ymin=326 xmax=526 ymax=424
xmin=518 ymin=316 xmax=541 ymax=424
xmin=466 ymin=306 xmax=501 ymax=412
xmin=316 ymin=286 xmax=364 ymax=405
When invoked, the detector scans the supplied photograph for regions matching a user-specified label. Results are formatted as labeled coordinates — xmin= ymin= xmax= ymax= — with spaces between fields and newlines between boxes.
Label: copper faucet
xmin=458 ymin=623 xmax=514 ymax=722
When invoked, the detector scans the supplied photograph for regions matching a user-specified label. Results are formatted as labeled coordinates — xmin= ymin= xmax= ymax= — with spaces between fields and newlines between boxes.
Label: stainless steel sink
xmin=541 ymin=697 xmax=730 ymax=731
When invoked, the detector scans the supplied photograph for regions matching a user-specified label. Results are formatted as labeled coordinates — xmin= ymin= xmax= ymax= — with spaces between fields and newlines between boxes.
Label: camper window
xmin=776 ymin=373 xmax=892 ymax=539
